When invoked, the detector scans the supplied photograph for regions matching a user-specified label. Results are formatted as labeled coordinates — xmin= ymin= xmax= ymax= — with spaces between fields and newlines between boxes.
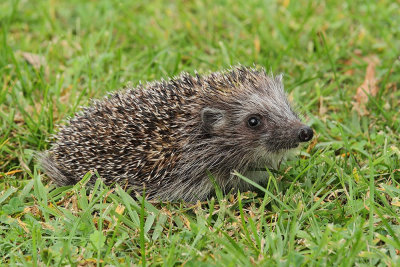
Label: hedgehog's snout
xmin=261 ymin=123 xmax=313 ymax=152
xmin=298 ymin=126 xmax=313 ymax=142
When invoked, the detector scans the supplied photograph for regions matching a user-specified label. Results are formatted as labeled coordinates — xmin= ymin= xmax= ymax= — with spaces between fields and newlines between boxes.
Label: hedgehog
xmin=40 ymin=66 xmax=314 ymax=202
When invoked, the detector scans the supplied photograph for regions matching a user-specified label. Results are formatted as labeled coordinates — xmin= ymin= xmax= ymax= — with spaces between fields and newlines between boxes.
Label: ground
xmin=1 ymin=0 xmax=400 ymax=265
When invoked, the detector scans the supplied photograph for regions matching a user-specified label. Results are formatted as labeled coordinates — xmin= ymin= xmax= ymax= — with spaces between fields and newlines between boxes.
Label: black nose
xmin=298 ymin=126 xmax=313 ymax=142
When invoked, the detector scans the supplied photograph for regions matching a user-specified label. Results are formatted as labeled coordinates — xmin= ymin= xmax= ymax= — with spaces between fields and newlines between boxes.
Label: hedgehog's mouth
xmin=262 ymin=139 xmax=301 ymax=154
xmin=288 ymin=143 xmax=299 ymax=149
xmin=271 ymin=142 xmax=299 ymax=151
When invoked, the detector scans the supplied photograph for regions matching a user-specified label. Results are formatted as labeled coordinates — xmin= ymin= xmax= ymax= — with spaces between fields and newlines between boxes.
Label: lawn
xmin=1 ymin=0 xmax=400 ymax=265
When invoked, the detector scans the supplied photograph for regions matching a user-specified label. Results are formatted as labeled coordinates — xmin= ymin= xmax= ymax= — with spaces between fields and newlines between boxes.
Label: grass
xmin=1 ymin=0 xmax=400 ymax=265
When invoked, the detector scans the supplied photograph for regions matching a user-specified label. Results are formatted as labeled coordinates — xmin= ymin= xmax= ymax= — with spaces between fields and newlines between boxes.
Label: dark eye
xmin=247 ymin=116 xmax=261 ymax=128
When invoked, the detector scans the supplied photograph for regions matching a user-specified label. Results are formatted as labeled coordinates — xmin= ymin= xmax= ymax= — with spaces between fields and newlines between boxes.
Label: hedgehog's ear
xmin=201 ymin=107 xmax=226 ymax=133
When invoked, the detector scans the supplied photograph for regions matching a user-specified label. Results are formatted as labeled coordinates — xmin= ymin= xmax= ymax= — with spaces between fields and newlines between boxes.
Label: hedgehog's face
xmin=240 ymin=76 xmax=313 ymax=154
xmin=201 ymin=104 xmax=313 ymax=153
xmin=200 ymin=75 xmax=313 ymax=156
xmin=239 ymin=112 xmax=313 ymax=152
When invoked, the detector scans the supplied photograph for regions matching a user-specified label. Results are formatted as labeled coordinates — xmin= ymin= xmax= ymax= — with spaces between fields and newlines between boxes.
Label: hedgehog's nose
xmin=298 ymin=126 xmax=313 ymax=142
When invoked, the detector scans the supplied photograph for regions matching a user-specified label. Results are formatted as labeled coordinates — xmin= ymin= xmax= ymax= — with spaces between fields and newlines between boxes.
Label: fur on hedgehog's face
xmin=200 ymin=74 xmax=313 ymax=154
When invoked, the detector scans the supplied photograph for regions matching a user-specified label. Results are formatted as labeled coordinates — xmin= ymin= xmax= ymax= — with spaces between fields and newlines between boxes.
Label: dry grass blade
xmin=21 ymin=52 xmax=46 ymax=69
xmin=353 ymin=56 xmax=380 ymax=115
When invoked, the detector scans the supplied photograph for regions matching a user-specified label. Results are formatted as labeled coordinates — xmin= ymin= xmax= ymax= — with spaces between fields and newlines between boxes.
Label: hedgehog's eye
xmin=247 ymin=116 xmax=261 ymax=128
